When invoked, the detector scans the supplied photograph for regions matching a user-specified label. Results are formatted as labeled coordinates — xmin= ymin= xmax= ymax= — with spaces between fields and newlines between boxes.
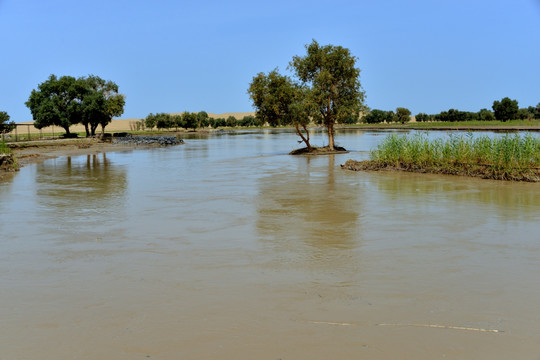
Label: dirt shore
xmin=9 ymin=138 xmax=142 ymax=168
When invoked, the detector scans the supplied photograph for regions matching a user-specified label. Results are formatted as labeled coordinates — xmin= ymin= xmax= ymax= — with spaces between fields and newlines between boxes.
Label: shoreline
xmin=10 ymin=139 xmax=150 ymax=168
xmin=341 ymin=159 xmax=540 ymax=182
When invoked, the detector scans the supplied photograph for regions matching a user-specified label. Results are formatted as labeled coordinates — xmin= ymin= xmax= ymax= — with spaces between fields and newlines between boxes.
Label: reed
xmin=0 ymin=139 xmax=11 ymax=154
xmin=360 ymin=133 xmax=540 ymax=181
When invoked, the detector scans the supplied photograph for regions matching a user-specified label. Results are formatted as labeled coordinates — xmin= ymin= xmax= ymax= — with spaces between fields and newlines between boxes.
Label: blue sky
xmin=1 ymin=0 xmax=539 ymax=122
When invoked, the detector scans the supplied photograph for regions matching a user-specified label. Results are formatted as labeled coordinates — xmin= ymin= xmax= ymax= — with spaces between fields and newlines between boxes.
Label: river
xmin=1 ymin=129 xmax=539 ymax=359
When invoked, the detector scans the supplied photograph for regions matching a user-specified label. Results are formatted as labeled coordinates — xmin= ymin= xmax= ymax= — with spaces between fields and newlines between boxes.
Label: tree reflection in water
xmin=256 ymin=154 xmax=364 ymax=271
xmin=34 ymin=153 xmax=127 ymax=241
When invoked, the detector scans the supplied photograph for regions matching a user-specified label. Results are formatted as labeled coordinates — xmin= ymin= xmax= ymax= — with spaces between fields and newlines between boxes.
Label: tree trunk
xmin=90 ymin=123 xmax=98 ymax=137
xmin=83 ymin=123 xmax=90 ymax=137
xmin=326 ymin=95 xmax=335 ymax=150
xmin=327 ymin=121 xmax=335 ymax=150
xmin=294 ymin=123 xmax=312 ymax=151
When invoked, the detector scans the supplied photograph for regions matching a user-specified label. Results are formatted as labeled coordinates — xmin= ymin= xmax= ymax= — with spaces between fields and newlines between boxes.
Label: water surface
xmin=1 ymin=129 xmax=539 ymax=359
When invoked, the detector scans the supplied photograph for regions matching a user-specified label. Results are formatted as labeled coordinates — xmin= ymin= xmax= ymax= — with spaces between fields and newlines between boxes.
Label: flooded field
xmin=1 ymin=129 xmax=540 ymax=359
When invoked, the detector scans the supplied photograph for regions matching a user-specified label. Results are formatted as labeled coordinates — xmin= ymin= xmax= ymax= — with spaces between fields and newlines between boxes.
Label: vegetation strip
xmin=342 ymin=133 xmax=540 ymax=182
xmin=0 ymin=140 xmax=18 ymax=172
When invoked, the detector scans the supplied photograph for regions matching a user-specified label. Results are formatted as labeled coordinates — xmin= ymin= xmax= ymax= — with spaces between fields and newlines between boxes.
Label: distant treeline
xmin=142 ymin=112 xmax=261 ymax=130
xmin=363 ymin=98 xmax=540 ymax=124
xmin=141 ymin=97 xmax=540 ymax=131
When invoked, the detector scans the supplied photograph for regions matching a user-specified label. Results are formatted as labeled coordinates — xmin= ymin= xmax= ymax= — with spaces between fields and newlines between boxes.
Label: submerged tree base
xmin=290 ymin=145 xmax=348 ymax=155
xmin=341 ymin=159 xmax=540 ymax=182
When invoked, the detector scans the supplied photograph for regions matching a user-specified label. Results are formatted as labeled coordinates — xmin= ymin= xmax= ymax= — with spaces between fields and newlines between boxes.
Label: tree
xmin=492 ymin=97 xmax=518 ymax=122
xmin=182 ymin=112 xmax=198 ymax=130
xmin=196 ymin=111 xmax=209 ymax=128
xmin=528 ymin=103 xmax=540 ymax=119
xmin=363 ymin=109 xmax=388 ymax=124
xmin=26 ymin=74 xmax=125 ymax=137
xmin=82 ymin=75 xmax=125 ymax=136
xmin=248 ymin=69 xmax=313 ymax=150
xmin=0 ymin=111 xmax=16 ymax=135
xmin=395 ymin=107 xmax=411 ymax=124
xmin=171 ymin=114 xmax=184 ymax=130
xmin=290 ymin=40 xmax=366 ymax=150
xmin=415 ymin=113 xmax=431 ymax=122
xmin=226 ymin=116 xmax=238 ymax=127
xmin=155 ymin=113 xmax=173 ymax=130
xmin=478 ymin=108 xmax=495 ymax=121
xmin=517 ymin=108 xmax=533 ymax=120
xmin=26 ymin=75 xmax=85 ymax=135
xmin=144 ymin=113 xmax=158 ymax=129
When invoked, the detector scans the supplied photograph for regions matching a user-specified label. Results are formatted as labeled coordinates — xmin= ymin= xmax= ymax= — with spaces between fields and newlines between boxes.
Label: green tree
xmin=26 ymin=74 xmax=124 ymax=137
xmin=213 ymin=117 xmax=226 ymax=128
xmin=196 ymin=111 xmax=209 ymax=128
xmin=82 ymin=75 xmax=125 ymax=136
xmin=517 ymin=108 xmax=533 ymax=120
xmin=395 ymin=107 xmax=411 ymax=124
xmin=26 ymin=75 xmax=85 ymax=135
xmin=363 ymin=109 xmax=387 ymax=124
xmin=182 ymin=112 xmax=198 ymax=130
xmin=171 ymin=114 xmax=184 ymax=130
xmin=226 ymin=115 xmax=237 ymax=127
xmin=478 ymin=108 xmax=495 ymax=121
xmin=155 ymin=113 xmax=173 ymax=129
xmin=290 ymin=40 xmax=366 ymax=150
xmin=492 ymin=97 xmax=519 ymax=122
xmin=0 ymin=111 xmax=16 ymax=135
xmin=144 ymin=113 xmax=158 ymax=129
xmin=415 ymin=113 xmax=431 ymax=122
xmin=248 ymin=69 xmax=313 ymax=150
xmin=240 ymin=115 xmax=257 ymax=127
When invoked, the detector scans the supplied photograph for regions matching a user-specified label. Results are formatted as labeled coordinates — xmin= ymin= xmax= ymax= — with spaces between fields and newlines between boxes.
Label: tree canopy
xmin=25 ymin=74 xmax=125 ymax=136
xmin=290 ymin=40 xmax=366 ymax=150
xmin=492 ymin=97 xmax=519 ymax=122
xmin=0 ymin=111 xmax=16 ymax=135
xmin=248 ymin=69 xmax=312 ymax=149
xmin=395 ymin=107 xmax=411 ymax=124
xmin=248 ymin=40 xmax=366 ymax=151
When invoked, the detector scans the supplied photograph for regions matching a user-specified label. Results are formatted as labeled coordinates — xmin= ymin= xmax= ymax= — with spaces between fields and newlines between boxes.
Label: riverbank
xmin=342 ymin=133 xmax=540 ymax=182
xmin=7 ymin=137 xmax=179 ymax=169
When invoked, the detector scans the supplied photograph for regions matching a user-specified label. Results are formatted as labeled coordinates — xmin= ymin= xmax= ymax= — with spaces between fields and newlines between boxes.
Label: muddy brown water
xmin=1 ymin=129 xmax=540 ymax=359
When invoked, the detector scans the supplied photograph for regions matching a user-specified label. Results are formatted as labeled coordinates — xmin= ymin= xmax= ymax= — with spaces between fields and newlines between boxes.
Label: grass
xmin=0 ymin=139 xmax=11 ymax=154
xmin=343 ymin=133 xmax=540 ymax=181
xmin=0 ymin=139 xmax=18 ymax=171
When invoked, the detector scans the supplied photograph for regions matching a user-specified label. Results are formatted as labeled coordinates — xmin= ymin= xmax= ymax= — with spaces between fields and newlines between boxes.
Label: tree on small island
xmin=26 ymin=74 xmax=125 ymax=137
xmin=248 ymin=40 xmax=366 ymax=153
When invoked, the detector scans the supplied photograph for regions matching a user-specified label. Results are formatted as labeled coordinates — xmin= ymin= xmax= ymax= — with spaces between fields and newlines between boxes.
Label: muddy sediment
xmin=341 ymin=159 xmax=540 ymax=182
xmin=290 ymin=145 xmax=348 ymax=155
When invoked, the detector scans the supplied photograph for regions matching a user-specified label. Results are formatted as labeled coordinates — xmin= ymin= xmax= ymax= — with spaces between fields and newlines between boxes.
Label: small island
xmin=342 ymin=133 xmax=540 ymax=182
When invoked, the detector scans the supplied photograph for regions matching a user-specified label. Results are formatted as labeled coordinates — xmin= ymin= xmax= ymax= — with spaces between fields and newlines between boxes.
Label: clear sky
xmin=1 ymin=0 xmax=539 ymax=122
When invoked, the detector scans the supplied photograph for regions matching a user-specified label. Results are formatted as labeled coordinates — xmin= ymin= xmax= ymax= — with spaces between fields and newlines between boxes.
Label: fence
xmin=2 ymin=123 xmax=59 ymax=142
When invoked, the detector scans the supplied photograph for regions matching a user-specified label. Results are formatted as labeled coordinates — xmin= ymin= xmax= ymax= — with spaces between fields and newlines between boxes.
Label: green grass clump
xmin=0 ymin=139 xmax=11 ymax=154
xmin=369 ymin=133 xmax=540 ymax=181
xmin=0 ymin=139 xmax=18 ymax=171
